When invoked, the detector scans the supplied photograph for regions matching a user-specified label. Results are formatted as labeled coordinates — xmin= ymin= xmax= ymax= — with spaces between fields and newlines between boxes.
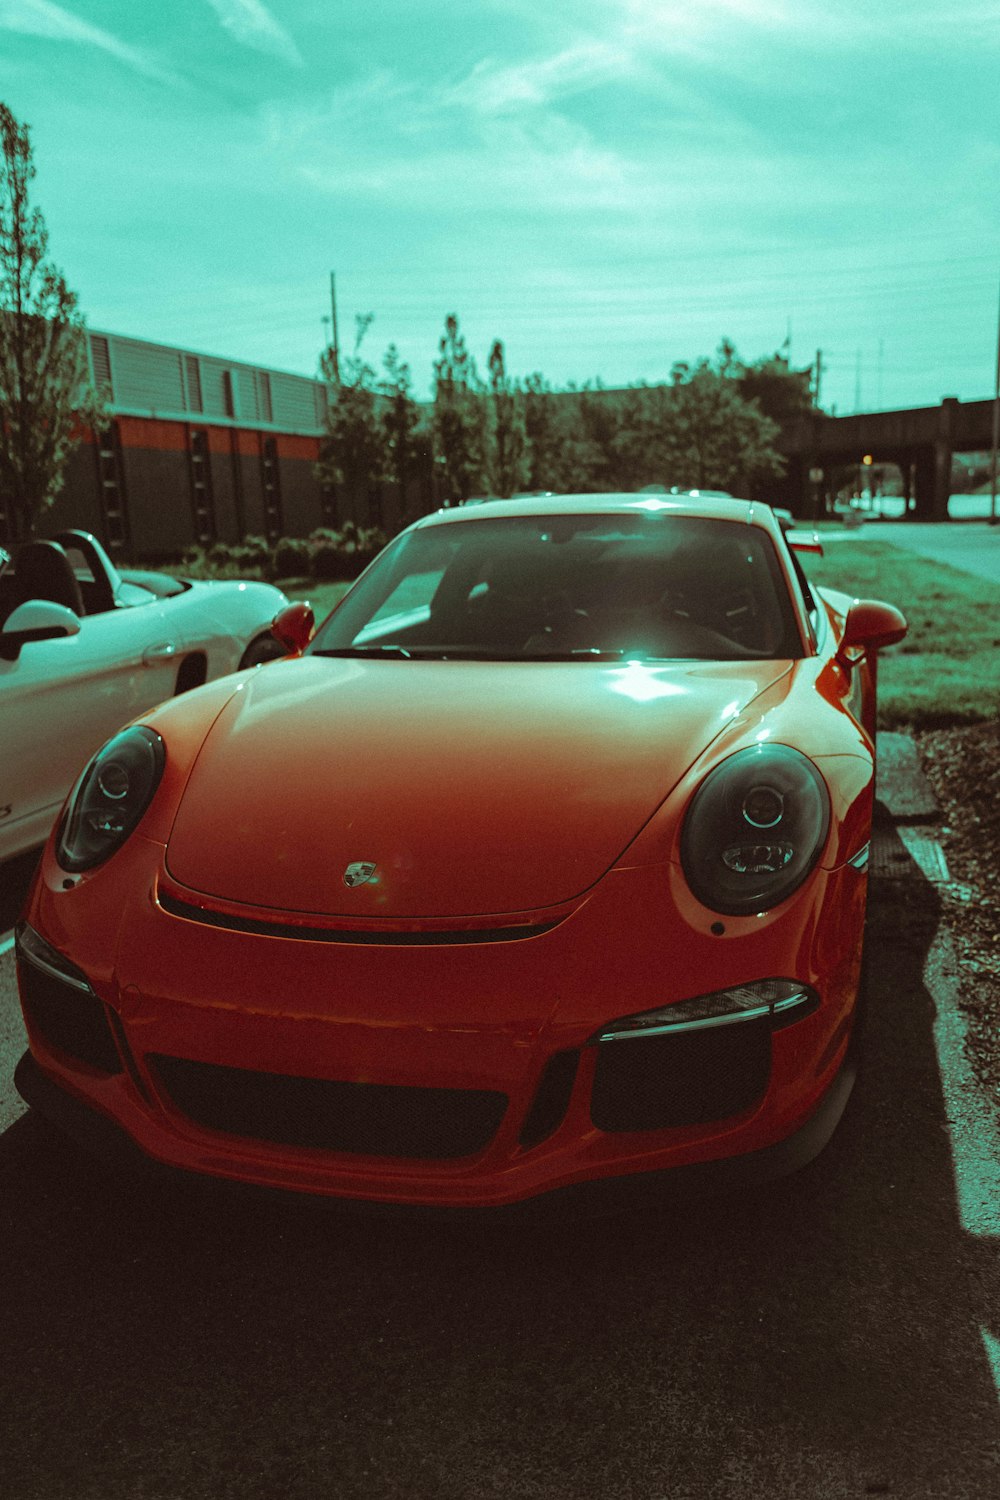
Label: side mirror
xmin=271 ymin=601 xmax=315 ymax=656
xmin=837 ymin=598 xmax=907 ymax=668
xmin=0 ymin=600 xmax=82 ymax=661
xmin=788 ymin=531 xmax=824 ymax=556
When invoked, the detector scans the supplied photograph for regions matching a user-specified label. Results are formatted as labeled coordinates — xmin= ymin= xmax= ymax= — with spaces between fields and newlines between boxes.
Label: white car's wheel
xmin=238 ymin=632 xmax=286 ymax=669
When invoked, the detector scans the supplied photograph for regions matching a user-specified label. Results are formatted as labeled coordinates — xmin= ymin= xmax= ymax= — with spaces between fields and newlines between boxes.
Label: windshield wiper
xmin=312 ymin=645 xmax=413 ymax=659
xmin=312 ymin=645 xmax=668 ymax=662
xmin=314 ymin=646 xmax=528 ymax=661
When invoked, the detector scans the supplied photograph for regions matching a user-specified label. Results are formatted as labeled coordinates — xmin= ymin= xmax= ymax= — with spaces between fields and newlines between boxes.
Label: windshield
xmin=309 ymin=513 xmax=803 ymax=662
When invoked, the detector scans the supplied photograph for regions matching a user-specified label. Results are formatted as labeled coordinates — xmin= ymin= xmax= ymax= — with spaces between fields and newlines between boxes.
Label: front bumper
xmin=15 ymin=837 xmax=866 ymax=1209
xmin=14 ymin=1047 xmax=856 ymax=1219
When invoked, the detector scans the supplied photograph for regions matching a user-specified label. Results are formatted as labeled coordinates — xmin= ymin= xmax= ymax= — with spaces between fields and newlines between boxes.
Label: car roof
xmin=415 ymin=493 xmax=762 ymax=528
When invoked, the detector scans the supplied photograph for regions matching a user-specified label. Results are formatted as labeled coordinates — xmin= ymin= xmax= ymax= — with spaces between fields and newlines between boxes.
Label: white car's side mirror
xmin=1 ymin=600 xmax=82 ymax=661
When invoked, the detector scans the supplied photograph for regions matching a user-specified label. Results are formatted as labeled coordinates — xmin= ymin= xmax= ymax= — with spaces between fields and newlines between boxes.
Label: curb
xmin=875 ymin=731 xmax=941 ymax=824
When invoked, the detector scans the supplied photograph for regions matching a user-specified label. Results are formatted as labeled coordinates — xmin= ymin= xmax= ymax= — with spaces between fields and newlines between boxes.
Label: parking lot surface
xmin=1 ymin=797 xmax=998 ymax=1498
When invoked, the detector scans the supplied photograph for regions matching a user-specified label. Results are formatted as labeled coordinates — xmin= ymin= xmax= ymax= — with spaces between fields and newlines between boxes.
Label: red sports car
xmin=14 ymin=495 xmax=906 ymax=1211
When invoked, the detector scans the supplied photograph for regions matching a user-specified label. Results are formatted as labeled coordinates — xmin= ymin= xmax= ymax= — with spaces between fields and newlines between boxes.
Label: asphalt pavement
xmin=821 ymin=491 xmax=1000 ymax=587
xmin=860 ymin=520 xmax=1000 ymax=587
xmin=0 ymin=742 xmax=997 ymax=1498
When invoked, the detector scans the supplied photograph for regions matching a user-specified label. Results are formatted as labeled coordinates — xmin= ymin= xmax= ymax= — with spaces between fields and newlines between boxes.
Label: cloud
xmin=262 ymin=74 xmax=640 ymax=215
xmin=0 ymin=0 xmax=183 ymax=84
xmin=443 ymin=40 xmax=636 ymax=114
xmin=203 ymin=0 xmax=304 ymax=67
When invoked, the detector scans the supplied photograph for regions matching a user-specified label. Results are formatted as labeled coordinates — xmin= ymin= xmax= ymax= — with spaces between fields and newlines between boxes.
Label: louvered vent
xmin=90 ymin=335 xmax=112 ymax=396
xmin=185 ymin=355 xmax=203 ymax=412
xmin=258 ymin=371 xmax=273 ymax=424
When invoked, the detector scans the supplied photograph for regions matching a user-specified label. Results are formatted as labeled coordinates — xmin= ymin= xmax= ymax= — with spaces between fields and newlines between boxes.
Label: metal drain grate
xmin=871 ymin=826 xmax=950 ymax=884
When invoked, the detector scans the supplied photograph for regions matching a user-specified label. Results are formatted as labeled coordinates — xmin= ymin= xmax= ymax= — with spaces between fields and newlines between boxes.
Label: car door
xmin=0 ymin=603 xmax=180 ymax=859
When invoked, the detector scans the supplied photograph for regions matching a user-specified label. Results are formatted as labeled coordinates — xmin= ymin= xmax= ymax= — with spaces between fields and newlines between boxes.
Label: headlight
xmin=57 ymin=726 xmax=165 ymax=872
xmin=680 ymin=745 xmax=830 ymax=915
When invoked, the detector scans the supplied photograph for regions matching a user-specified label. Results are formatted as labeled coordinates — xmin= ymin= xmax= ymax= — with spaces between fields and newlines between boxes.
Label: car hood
xmin=164 ymin=656 xmax=790 ymax=918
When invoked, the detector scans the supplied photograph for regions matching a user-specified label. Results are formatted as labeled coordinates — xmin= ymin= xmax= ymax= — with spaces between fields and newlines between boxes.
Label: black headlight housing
xmin=681 ymin=744 xmax=830 ymax=915
xmin=57 ymin=726 xmax=165 ymax=873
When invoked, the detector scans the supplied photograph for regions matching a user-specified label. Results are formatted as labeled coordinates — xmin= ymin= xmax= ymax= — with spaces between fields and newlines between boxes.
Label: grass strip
xmin=801 ymin=539 xmax=1000 ymax=728
xmin=282 ymin=579 xmax=353 ymax=618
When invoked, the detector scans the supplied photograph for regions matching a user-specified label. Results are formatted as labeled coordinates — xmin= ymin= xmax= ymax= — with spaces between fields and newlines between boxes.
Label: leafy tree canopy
xmin=716 ymin=338 xmax=817 ymax=422
xmin=0 ymin=102 xmax=106 ymax=536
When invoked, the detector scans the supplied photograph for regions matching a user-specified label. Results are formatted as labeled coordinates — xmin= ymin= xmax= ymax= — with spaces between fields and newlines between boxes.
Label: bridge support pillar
xmin=911 ymin=398 xmax=957 ymax=520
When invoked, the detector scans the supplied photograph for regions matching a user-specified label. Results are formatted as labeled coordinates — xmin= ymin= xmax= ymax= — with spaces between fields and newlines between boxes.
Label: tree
xmin=716 ymin=338 xmax=817 ymax=422
xmin=432 ymin=314 xmax=486 ymax=504
xmin=0 ymin=103 xmax=106 ymax=538
xmin=378 ymin=343 xmax=427 ymax=518
xmin=659 ymin=360 xmax=786 ymax=493
xmin=522 ymin=372 xmax=558 ymax=490
xmin=486 ymin=340 xmax=527 ymax=497
xmin=316 ymin=313 xmax=384 ymax=524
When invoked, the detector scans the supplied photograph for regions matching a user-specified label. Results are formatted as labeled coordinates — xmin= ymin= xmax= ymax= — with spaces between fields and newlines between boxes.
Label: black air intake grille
xmin=17 ymin=961 xmax=122 ymax=1075
xmin=151 ymin=1056 xmax=508 ymax=1160
xmin=591 ymin=1018 xmax=771 ymax=1133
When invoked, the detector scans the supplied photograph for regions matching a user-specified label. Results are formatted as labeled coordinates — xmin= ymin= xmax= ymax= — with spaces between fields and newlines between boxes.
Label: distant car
xmin=15 ymin=495 xmax=906 ymax=1212
xmin=0 ymin=529 xmax=287 ymax=863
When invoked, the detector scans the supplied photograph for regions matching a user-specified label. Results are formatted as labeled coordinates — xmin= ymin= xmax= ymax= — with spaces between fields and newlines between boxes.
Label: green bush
xmin=308 ymin=523 xmax=388 ymax=580
xmin=179 ymin=535 xmax=271 ymax=580
xmin=177 ymin=524 xmax=390 ymax=584
xmin=272 ymin=536 xmax=313 ymax=578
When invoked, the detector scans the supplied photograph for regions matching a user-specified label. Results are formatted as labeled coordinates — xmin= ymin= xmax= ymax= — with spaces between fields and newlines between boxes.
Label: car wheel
xmin=238 ymin=632 xmax=286 ymax=669
xmin=174 ymin=653 xmax=207 ymax=694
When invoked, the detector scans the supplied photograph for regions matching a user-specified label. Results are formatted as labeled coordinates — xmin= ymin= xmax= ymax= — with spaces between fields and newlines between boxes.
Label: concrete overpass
xmin=775 ymin=396 xmax=996 ymax=519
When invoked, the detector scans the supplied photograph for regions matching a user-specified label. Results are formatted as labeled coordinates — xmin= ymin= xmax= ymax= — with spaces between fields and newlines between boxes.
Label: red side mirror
xmin=788 ymin=531 xmax=824 ymax=556
xmin=271 ymin=602 xmax=315 ymax=655
xmin=837 ymin=598 xmax=907 ymax=666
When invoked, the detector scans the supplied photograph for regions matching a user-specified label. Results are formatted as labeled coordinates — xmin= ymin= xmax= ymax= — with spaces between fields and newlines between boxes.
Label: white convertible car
xmin=0 ymin=530 xmax=288 ymax=864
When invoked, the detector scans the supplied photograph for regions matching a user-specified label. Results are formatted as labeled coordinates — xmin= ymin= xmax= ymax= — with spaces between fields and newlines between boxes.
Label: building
xmin=2 ymin=327 xmax=343 ymax=557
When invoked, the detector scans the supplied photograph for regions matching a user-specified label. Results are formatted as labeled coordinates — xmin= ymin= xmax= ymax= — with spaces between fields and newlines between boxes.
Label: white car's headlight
xmin=57 ymin=727 xmax=165 ymax=872
xmin=680 ymin=745 xmax=830 ymax=915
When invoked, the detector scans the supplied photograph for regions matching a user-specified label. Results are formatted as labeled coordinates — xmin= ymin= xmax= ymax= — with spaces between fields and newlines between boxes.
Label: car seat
xmin=13 ymin=540 xmax=86 ymax=616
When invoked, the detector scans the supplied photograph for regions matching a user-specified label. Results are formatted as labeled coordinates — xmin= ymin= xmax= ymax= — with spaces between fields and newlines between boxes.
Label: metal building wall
xmin=40 ymin=329 xmax=335 ymax=557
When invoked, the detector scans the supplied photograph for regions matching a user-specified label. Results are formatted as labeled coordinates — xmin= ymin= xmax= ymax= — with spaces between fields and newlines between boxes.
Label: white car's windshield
xmin=310 ymin=513 xmax=803 ymax=662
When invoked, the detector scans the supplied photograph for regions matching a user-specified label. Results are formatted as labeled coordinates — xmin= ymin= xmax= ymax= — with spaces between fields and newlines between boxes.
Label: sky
xmin=1 ymin=0 xmax=998 ymax=415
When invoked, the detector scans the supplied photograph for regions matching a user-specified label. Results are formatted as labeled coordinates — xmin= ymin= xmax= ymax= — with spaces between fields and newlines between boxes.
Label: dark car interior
xmin=0 ymin=530 xmax=188 ymax=630
xmin=314 ymin=514 xmax=805 ymax=662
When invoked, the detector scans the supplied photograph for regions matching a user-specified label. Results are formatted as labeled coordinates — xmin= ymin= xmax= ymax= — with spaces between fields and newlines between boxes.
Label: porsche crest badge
xmin=343 ymin=861 xmax=378 ymax=888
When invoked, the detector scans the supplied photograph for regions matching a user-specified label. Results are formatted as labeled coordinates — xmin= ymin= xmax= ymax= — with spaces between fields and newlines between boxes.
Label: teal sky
xmin=1 ymin=0 xmax=998 ymax=413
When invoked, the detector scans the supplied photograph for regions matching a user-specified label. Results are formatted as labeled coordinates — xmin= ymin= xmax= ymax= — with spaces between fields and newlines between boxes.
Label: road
xmin=861 ymin=520 xmax=1000 ymax=587
xmin=0 ymin=819 xmax=998 ymax=1499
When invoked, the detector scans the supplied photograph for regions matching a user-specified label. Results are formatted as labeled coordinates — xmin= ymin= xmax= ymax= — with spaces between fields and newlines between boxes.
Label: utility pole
xmin=813 ymin=349 xmax=823 ymax=409
xmin=328 ymin=271 xmax=341 ymax=388
xmin=990 ymin=274 xmax=999 ymax=525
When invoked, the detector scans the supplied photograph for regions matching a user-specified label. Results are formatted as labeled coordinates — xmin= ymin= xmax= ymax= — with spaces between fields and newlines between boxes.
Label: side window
xmin=784 ymin=542 xmax=823 ymax=646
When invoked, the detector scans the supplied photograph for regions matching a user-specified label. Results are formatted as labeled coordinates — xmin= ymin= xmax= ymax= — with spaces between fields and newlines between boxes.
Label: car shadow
xmin=0 ymin=818 xmax=997 ymax=1499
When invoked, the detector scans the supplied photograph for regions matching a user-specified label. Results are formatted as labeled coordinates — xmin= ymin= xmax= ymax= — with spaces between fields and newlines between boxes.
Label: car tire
xmin=238 ymin=633 xmax=286 ymax=669
xmin=173 ymin=653 xmax=207 ymax=694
